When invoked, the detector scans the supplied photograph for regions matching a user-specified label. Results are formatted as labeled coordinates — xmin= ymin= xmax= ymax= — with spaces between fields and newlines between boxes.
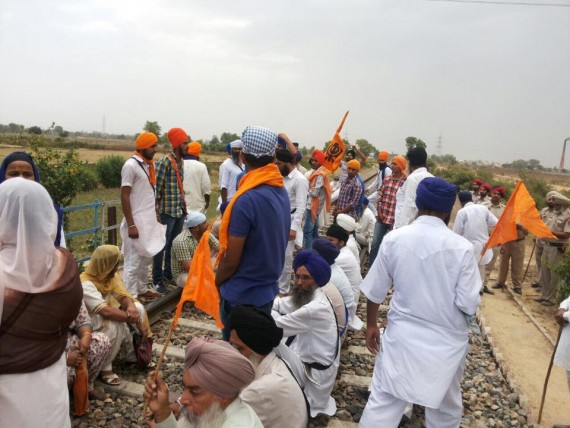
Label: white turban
xmin=336 ymin=213 xmax=357 ymax=232
xmin=185 ymin=211 xmax=207 ymax=228
xmin=230 ymin=139 xmax=243 ymax=149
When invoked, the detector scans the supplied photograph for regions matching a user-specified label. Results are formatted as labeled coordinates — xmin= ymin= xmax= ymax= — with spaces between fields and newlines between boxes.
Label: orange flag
xmin=322 ymin=111 xmax=350 ymax=173
xmin=483 ymin=181 xmax=556 ymax=252
xmin=173 ymin=228 xmax=223 ymax=329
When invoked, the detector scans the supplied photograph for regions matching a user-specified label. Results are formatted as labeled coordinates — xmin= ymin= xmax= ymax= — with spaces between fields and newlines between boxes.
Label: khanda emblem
xmin=325 ymin=141 xmax=343 ymax=162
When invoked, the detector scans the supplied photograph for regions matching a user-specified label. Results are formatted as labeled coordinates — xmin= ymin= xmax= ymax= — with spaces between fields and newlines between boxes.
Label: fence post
xmin=107 ymin=206 xmax=117 ymax=245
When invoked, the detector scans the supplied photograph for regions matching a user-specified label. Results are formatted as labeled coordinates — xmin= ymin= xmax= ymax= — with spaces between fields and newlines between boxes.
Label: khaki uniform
xmin=483 ymin=201 xmax=505 ymax=286
xmin=535 ymin=206 xmax=554 ymax=283
xmin=539 ymin=207 xmax=570 ymax=304
xmin=498 ymin=226 xmax=528 ymax=290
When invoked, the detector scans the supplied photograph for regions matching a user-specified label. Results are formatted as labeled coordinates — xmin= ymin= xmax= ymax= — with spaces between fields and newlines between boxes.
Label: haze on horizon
xmin=1 ymin=0 xmax=569 ymax=168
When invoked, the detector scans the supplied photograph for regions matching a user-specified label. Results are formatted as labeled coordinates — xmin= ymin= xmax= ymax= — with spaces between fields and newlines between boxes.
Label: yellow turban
xmin=187 ymin=142 xmax=202 ymax=157
xmin=392 ymin=155 xmax=407 ymax=172
xmin=378 ymin=151 xmax=389 ymax=161
xmin=135 ymin=132 xmax=158 ymax=149
xmin=347 ymin=159 xmax=361 ymax=171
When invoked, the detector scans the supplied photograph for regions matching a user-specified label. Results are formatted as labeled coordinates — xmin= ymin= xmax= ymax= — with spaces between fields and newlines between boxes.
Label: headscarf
xmin=392 ymin=155 xmax=407 ymax=173
xmin=326 ymin=224 xmax=349 ymax=244
xmin=80 ymin=245 xmax=131 ymax=299
xmin=185 ymin=211 xmax=207 ymax=228
xmin=312 ymin=238 xmax=340 ymax=265
xmin=184 ymin=336 xmax=255 ymax=397
xmin=346 ymin=159 xmax=361 ymax=171
xmin=0 ymin=151 xmax=40 ymax=183
xmin=293 ymin=250 xmax=331 ymax=287
xmin=546 ymin=190 xmax=558 ymax=199
xmin=226 ymin=143 xmax=232 ymax=154
xmin=336 ymin=213 xmax=357 ymax=232
xmin=0 ymin=179 xmax=59 ymax=326
xmin=187 ymin=142 xmax=202 ymax=157
xmin=167 ymin=128 xmax=189 ymax=148
xmin=241 ymin=126 xmax=278 ymax=158
xmin=492 ymin=186 xmax=506 ymax=198
xmin=230 ymin=140 xmax=243 ymax=149
xmin=415 ymin=177 xmax=457 ymax=213
xmin=230 ymin=306 xmax=283 ymax=356
xmin=458 ymin=190 xmax=473 ymax=204
xmin=552 ymin=193 xmax=570 ymax=207
xmin=378 ymin=151 xmax=389 ymax=161
xmin=312 ymin=150 xmax=326 ymax=166
xmin=135 ymin=132 xmax=158 ymax=149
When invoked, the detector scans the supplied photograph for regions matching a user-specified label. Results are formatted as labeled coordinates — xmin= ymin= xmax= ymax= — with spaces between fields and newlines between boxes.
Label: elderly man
xmin=228 ymin=306 xmax=308 ymax=427
xmin=144 ymin=336 xmax=261 ymax=427
xmin=120 ymin=131 xmax=166 ymax=299
xmin=333 ymin=159 xmax=363 ymax=219
xmin=153 ymin=128 xmax=190 ymax=293
xmin=215 ymin=127 xmax=291 ymax=341
xmin=536 ymin=192 xmax=570 ymax=306
xmin=171 ymin=212 xmax=219 ymax=288
xmin=303 ymin=149 xmax=332 ymax=249
xmin=393 ymin=147 xmax=433 ymax=229
xmin=219 ymin=140 xmax=244 ymax=205
xmin=275 ymin=147 xmax=309 ymax=294
xmin=183 ymin=142 xmax=211 ymax=214
xmin=272 ymin=251 xmax=340 ymax=417
xmin=453 ymin=191 xmax=498 ymax=294
xmin=360 ymin=177 xmax=481 ymax=427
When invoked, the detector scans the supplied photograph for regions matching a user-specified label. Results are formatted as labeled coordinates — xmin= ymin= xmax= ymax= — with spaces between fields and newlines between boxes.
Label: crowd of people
xmin=1 ymin=127 xmax=569 ymax=428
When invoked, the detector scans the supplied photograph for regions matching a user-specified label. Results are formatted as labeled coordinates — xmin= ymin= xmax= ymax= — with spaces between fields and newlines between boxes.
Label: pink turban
xmin=184 ymin=336 xmax=254 ymax=397
xmin=167 ymin=128 xmax=189 ymax=148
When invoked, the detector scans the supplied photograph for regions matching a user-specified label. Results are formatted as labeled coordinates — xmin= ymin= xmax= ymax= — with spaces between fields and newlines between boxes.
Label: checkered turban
xmin=241 ymin=126 xmax=278 ymax=158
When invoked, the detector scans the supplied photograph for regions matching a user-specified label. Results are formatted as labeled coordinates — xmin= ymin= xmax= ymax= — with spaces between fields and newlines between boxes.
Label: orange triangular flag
xmin=483 ymin=181 xmax=556 ymax=253
xmin=173 ymin=228 xmax=223 ymax=329
xmin=322 ymin=111 xmax=349 ymax=173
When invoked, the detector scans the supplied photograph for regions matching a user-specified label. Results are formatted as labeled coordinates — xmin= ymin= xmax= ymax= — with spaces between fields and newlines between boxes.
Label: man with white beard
xmin=272 ymin=251 xmax=340 ymax=417
xmin=218 ymin=140 xmax=244 ymax=206
xmin=144 ymin=336 xmax=262 ymax=428
xmin=229 ymin=305 xmax=308 ymax=428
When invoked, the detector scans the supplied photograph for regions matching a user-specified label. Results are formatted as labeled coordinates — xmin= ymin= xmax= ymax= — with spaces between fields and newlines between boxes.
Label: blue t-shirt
xmin=220 ymin=184 xmax=291 ymax=307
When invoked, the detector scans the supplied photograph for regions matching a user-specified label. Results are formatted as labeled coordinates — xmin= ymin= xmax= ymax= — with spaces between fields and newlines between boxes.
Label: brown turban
xmin=184 ymin=336 xmax=255 ymax=397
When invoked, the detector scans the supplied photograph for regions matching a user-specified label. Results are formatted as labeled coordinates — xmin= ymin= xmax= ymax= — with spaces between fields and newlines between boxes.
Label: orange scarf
xmin=216 ymin=163 xmax=284 ymax=265
xmin=134 ymin=151 xmax=156 ymax=186
xmin=308 ymin=166 xmax=332 ymax=221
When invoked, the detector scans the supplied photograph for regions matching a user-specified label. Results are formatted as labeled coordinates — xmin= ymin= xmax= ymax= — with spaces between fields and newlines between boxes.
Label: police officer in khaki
xmin=531 ymin=192 xmax=556 ymax=289
xmin=535 ymin=192 xmax=570 ymax=306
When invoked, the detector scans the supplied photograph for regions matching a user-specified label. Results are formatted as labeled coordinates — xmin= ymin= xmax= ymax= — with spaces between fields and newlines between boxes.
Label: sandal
xmin=100 ymin=372 xmax=121 ymax=385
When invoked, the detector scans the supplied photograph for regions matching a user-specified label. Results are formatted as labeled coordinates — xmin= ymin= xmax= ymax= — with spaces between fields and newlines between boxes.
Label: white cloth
xmin=335 ymin=246 xmax=363 ymax=330
xmin=393 ymin=167 xmax=433 ymax=229
xmin=182 ymin=159 xmax=211 ymax=213
xmin=347 ymin=235 xmax=360 ymax=261
xmin=218 ymin=158 xmax=244 ymax=202
xmin=356 ymin=207 xmax=376 ymax=251
xmin=0 ymin=178 xmax=60 ymax=326
xmin=361 ymin=215 xmax=481 ymax=410
xmin=367 ymin=166 xmax=393 ymax=193
xmin=240 ymin=352 xmax=308 ymax=428
xmin=554 ymin=296 xmax=570 ymax=371
xmin=272 ymin=289 xmax=340 ymax=417
xmin=122 ymin=241 xmax=152 ymax=297
xmin=157 ymin=397 xmax=262 ymax=428
xmin=278 ymin=240 xmax=295 ymax=294
xmin=284 ymin=168 xmax=309 ymax=236
xmin=453 ymin=202 xmax=498 ymax=266
xmin=0 ymin=353 xmax=71 ymax=428
xmin=330 ymin=263 xmax=356 ymax=321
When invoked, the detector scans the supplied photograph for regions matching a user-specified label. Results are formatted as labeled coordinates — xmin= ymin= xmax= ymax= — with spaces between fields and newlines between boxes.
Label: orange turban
xmin=347 ymin=159 xmax=361 ymax=171
xmin=312 ymin=150 xmax=326 ymax=166
xmin=135 ymin=132 xmax=158 ymax=149
xmin=167 ymin=128 xmax=189 ymax=148
xmin=392 ymin=155 xmax=407 ymax=172
xmin=378 ymin=151 xmax=389 ymax=161
xmin=187 ymin=142 xmax=202 ymax=157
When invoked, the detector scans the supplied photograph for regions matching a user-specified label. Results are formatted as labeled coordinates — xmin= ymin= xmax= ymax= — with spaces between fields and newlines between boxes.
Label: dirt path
xmin=480 ymin=261 xmax=569 ymax=427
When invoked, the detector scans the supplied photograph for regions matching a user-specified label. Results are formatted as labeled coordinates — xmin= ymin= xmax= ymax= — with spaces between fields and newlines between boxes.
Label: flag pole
xmin=537 ymin=325 xmax=563 ymax=424
xmin=521 ymin=240 xmax=537 ymax=284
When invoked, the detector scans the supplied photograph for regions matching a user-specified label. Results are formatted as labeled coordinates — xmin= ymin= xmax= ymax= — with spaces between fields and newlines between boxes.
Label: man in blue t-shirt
xmin=215 ymin=126 xmax=291 ymax=340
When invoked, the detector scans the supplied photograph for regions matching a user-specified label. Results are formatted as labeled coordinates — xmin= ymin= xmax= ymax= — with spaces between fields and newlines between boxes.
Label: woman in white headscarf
xmin=0 ymin=178 xmax=83 ymax=428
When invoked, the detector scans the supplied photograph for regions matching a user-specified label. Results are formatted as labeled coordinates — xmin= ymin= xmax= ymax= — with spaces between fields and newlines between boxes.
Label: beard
xmin=291 ymin=285 xmax=316 ymax=310
xmin=231 ymin=151 xmax=241 ymax=166
xmin=178 ymin=402 xmax=226 ymax=428
xmin=279 ymin=165 xmax=289 ymax=177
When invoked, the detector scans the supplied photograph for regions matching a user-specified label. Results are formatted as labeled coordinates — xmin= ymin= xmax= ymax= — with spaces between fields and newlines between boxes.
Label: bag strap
xmin=131 ymin=156 xmax=155 ymax=194
xmin=167 ymin=154 xmax=187 ymax=213
xmin=275 ymin=354 xmax=311 ymax=418
xmin=0 ymin=293 xmax=35 ymax=339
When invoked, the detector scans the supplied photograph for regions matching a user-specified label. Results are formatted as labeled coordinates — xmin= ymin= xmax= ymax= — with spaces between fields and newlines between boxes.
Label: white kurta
xmin=240 ymin=352 xmax=308 ymax=428
xmin=335 ymin=246 xmax=363 ymax=330
xmin=218 ymin=158 xmax=243 ymax=202
xmin=554 ymin=296 xmax=570 ymax=371
xmin=361 ymin=215 xmax=481 ymax=408
xmin=330 ymin=263 xmax=356 ymax=319
xmin=182 ymin=159 xmax=211 ymax=213
xmin=272 ymin=289 xmax=340 ymax=417
xmin=453 ymin=202 xmax=498 ymax=266
xmin=393 ymin=167 xmax=433 ymax=229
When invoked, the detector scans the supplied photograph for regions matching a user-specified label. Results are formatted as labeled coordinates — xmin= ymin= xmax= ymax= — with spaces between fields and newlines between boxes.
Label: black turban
xmin=276 ymin=149 xmax=294 ymax=163
xmin=458 ymin=190 xmax=472 ymax=204
xmin=326 ymin=224 xmax=349 ymax=244
xmin=230 ymin=305 xmax=283 ymax=356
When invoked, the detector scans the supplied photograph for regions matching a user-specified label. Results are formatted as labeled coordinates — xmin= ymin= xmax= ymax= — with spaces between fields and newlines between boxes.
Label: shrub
xmin=96 ymin=155 xmax=125 ymax=188
xmin=78 ymin=165 xmax=99 ymax=192
xmin=433 ymin=165 xmax=479 ymax=190
xmin=553 ymin=251 xmax=570 ymax=301
xmin=518 ymin=171 xmax=551 ymax=209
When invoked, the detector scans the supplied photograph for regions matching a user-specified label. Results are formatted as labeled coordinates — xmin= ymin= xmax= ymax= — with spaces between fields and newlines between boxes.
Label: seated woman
xmin=66 ymin=301 xmax=111 ymax=400
xmin=0 ymin=178 xmax=83 ymax=428
xmin=80 ymin=245 xmax=152 ymax=385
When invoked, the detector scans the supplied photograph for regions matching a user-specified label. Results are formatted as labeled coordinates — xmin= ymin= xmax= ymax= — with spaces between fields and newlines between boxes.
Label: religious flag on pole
xmin=482 ymin=181 xmax=556 ymax=253
xmin=322 ymin=111 xmax=350 ymax=173
xmin=173 ymin=228 xmax=223 ymax=329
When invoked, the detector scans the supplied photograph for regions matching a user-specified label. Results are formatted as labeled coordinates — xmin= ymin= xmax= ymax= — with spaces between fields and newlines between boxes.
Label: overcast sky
xmin=1 ymin=0 xmax=569 ymax=167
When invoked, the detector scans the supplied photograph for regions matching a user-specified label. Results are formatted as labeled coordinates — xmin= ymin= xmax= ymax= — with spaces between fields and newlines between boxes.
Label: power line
xmin=428 ymin=0 xmax=570 ymax=7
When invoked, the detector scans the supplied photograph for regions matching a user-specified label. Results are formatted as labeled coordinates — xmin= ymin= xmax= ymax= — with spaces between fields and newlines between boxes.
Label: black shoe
xmin=491 ymin=283 xmax=504 ymax=289
xmin=512 ymin=288 xmax=522 ymax=295
xmin=531 ymin=283 xmax=541 ymax=289
xmin=483 ymin=286 xmax=495 ymax=295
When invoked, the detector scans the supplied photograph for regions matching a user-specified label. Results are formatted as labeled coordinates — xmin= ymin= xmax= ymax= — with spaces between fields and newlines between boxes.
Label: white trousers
xmin=123 ymin=238 xmax=152 ymax=297
xmin=360 ymin=352 xmax=465 ymax=428
xmin=278 ymin=240 xmax=295 ymax=294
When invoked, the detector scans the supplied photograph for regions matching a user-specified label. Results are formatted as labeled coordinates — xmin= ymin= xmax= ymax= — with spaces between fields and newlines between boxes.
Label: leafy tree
xmin=143 ymin=121 xmax=161 ymax=136
xmin=355 ymin=138 xmax=377 ymax=158
xmin=27 ymin=126 xmax=42 ymax=135
xmin=54 ymin=125 xmax=64 ymax=134
xmin=8 ymin=123 xmax=24 ymax=133
xmin=220 ymin=132 xmax=240 ymax=146
xmin=431 ymin=154 xmax=458 ymax=166
xmin=210 ymin=135 xmax=220 ymax=146
xmin=97 ymin=155 xmax=125 ymax=188
xmin=405 ymin=136 xmax=427 ymax=151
